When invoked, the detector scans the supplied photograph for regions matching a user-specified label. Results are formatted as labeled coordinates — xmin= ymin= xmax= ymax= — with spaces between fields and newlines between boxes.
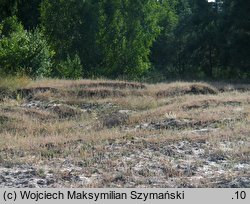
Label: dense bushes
xmin=40 ymin=0 xmax=160 ymax=78
xmin=0 ymin=0 xmax=249 ymax=80
xmin=56 ymin=54 xmax=83 ymax=79
xmin=0 ymin=16 xmax=53 ymax=77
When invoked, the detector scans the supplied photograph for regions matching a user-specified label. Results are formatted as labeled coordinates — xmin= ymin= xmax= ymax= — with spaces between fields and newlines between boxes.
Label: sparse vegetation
xmin=0 ymin=0 xmax=249 ymax=188
xmin=0 ymin=79 xmax=249 ymax=187
xmin=1 ymin=0 xmax=249 ymax=80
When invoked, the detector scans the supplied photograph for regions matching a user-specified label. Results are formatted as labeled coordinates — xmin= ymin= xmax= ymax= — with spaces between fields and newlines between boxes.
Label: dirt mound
xmin=189 ymin=84 xmax=217 ymax=94
xmin=17 ymin=87 xmax=58 ymax=98
xmin=137 ymin=117 xmax=237 ymax=130
xmin=49 ymin=105 xmax=82 ymax=119
xmin=21 ymin=100 xmax=85 ymax=119
xmin=0 ymin=88 xmax=14 ymax=100
xmin=76 ymin=88 xmax=126 ymax=98
xmin=22 ymin=109 xmax=56 ymax=121
xmin=72 ymin=81 xmax=146 ymax=89
xmin=0 ymin=87 xmax=58 ymax=100
xmin=216 ymin=84 xmax=250 ymax=92
xmin=0 ymin=115 xmax=10 ymax=125
xmin=183 ymin=99 xmax=242 ymax=110
xmin=183 ymin=99 xmax=217 ymax=110
xmin=102 ymin=112 xmax=129 ymax=128
xmin=138 ymin=118 xmax=192 ymax=130
xmin=156 ymin=84 xmax=218 ymax=98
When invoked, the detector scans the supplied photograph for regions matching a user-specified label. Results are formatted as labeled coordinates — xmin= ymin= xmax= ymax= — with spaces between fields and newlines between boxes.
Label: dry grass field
xmin=0 ymin=78 xmax=249 ymax=187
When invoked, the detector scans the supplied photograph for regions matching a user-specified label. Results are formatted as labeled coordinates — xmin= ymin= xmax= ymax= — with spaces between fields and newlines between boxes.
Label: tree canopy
xmin=0 ymin=0 xmax=249 ymax=80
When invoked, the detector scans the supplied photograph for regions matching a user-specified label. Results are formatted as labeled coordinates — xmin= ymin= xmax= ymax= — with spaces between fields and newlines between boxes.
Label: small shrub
xmin=57 ymin=54 xmax=83 ymax=79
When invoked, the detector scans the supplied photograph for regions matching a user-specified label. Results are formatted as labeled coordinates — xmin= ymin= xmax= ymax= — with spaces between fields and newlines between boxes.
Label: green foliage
xmin=16 ymin=0 xmax=42 ymax=29
xmin=40 ymin=0 xmax=101 ymax=76
xmin=0 ymin=16 xmax=53 ymax=77
xmin=0 ymin=15 xmax=23 ymax=36
xmin=97 ymin=0 xmax=160 ymax=78
xmin=222 ymin=0 xmax=250 ymax=78
xmin=41 ymin=0 xmax=160 ymax=78
xmin=150 ymin=0 xmax=180 ymax=77
xmin=57 ymin=54 xmax=83 ymax=79
xmin=0 ymin=0 xmax=18 ymax=21
xmin=0 ymin=0 xmax=249 ymax=80
xmin=151 ymin=0 xmax=250 ymax=80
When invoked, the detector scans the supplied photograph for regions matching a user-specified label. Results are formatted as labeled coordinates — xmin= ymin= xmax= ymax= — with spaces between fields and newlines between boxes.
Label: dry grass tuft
xmin=0 ymin=76 xmax=31 ymax=100
xmin=76 ymin=88 xmax=126 ymax=98
xmin=0 ymin=76 xmax=31 ymax=90
xmin=49 ymin=104 xmax=83 ymax=119
xmin=69 ymin=81 xmax=146 ymax=89
xmin=101 ymin=112 xmax=129 ymax=128
xmin=22 ymin=109 xmax=56 ymax=121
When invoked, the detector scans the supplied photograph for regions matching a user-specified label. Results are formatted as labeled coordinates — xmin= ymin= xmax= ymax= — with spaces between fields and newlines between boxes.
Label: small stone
xmin=37 ymin=179 xmax=46 ymax=185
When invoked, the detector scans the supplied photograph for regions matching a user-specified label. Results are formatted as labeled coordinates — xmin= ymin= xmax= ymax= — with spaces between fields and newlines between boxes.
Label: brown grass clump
xmin=17 ymin=87 xmax=58 ymax=99
xmin=26 ymin=79 xmax=146 ymax=89
xmin=49 ymin=104 xmax=83 ymax=119
xmin=0 ymin=114 xmax=10 ymax=125
xmin=182 ymin=99 xmax=242 ymax=110
xmin=101 ymin=112 xmax=129 ymax=128
xmin=70 ymin=81 xmax=146 ymax=89
xmin=0 ymin=87 xmax=12 ymax=100
xmin=0 ymin=113 xmax=19 ymax=133
xmin=212 ymin=82 xmax=250 ymax=92
xmin=0 ymin=76 xmax=31 ymax=100
xmin=76 ymin=88 xmax=126 ymax=98
xmin=0 ymin=76 xmax=31 ymax=90
xmin=155 ymin=83 xmax=218 ymax=98
xmin=22 ymin=109 xmax=56 ymax=121
xmin=111 ymin=96 xmax=158 ymax=110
